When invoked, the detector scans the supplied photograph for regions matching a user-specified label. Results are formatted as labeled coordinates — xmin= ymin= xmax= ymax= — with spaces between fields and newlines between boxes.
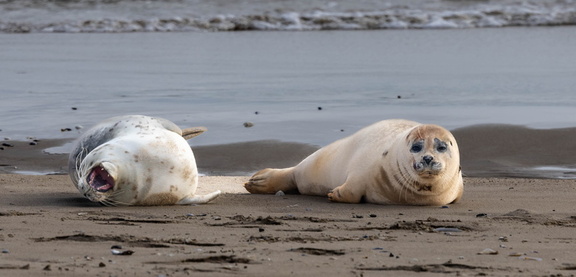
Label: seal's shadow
xmin=13 ymin=192 xmax=103 ymax=207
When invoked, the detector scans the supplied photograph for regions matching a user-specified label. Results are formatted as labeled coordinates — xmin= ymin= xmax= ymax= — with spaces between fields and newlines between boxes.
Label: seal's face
xmin=406 ymin=125 xmax=456 ymax=179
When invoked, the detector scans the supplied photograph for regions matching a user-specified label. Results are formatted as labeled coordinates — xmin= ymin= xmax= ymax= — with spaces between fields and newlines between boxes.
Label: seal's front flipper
xmin=181 ymin=127 xmax=207 ymax=140
xmin=177 ymin=190 xmax=221 ymax=205
xmin=328 ymin=183 xmax=363 ymax=203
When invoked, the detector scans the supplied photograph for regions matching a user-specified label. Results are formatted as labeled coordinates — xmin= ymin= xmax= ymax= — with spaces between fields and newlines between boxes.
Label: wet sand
xmin=2 ymin=174 xmax=576 ymax=276
xmin=2 ymin=124 xmax=576 ymax=178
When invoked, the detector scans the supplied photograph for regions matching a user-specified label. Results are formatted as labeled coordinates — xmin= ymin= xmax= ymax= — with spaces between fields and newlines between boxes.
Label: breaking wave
xmin=1 ymin=0 xmax=575 ymax=33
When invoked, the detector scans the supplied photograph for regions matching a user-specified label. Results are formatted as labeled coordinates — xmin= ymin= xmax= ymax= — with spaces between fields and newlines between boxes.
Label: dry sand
xmin=2 ymin=174 xmax=576 ymax=276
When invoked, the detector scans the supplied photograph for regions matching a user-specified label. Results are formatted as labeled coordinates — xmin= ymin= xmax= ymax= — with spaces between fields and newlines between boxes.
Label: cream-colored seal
xmin=245 ymin=119 xmax=463 ymax=205
xmin=68 ymin=115 xmax=220 ymax=206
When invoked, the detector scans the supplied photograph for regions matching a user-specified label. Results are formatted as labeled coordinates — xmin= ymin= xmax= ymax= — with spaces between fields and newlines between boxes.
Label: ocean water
xmin=1 ymin=26 xmax=576 ymax=150
xmin=1 ymin=0 xmax=576 ymax=33
xmin=1 ymin=0 xmax=576 ymax=149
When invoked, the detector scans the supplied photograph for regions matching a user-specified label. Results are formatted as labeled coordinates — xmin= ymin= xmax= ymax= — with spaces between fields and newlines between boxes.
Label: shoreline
xmin=2 ymin=124 xmax=576 ymax=179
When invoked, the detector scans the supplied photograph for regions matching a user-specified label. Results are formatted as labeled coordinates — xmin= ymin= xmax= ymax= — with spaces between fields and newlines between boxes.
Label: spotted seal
xmin=68 ymin=115 xmax=220 ymax=206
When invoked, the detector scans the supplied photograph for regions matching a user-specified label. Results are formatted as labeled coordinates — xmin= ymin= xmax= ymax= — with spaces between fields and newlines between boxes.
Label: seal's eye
xmin=435 ymin=139 xmax=448 ymax=153
xmin=410 ymin=143 xmax=423 ymax=153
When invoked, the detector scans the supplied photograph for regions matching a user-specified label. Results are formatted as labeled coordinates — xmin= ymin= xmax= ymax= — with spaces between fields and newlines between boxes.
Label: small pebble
xmin=369 ymin=214 xmax=377 ymax=218
xmin=243 ymin=122 xmax=254 ymax=128
xmin=2 ymin=143 xmax=13 ymax=147
xmin=477 ymin=248 xmax=498 ymax=255
xmin=397 ymin=95 xmax=402 ymax=99
xmin=258 ymin=227 xmax=265 ymax=232
xmin=275 ymin=190 xmax=285 ymax=196
xmin=519 ymin=256 xmax=542 ymax=262
xmin=433 ymin=227 xmax=462 ymax=233
xmin=2 ymin=249 xmax=9 ymax=253
xmin=352 ymin=215 xmax=364 ymax=219
xmin=111 ymin=249 xmax=134 ymax=256
xmin=317 ymin=107 xmax=323 ymax=110
xmin=43 ymin=265 xmax=51 ymax=271
xmin=98 ymin=262 xmax=106 ymax=267
xmin=61 ymin=128 xmax=72 ymax=132
xmin=254 ymin=111 xmax=259 ymax=115
xmin=509 ymin=252 xmax=525 ymax=257
xmin=75 ymin=125 xmax=83 ymax=130
xmin=71 ymin=107 xmax=78 ymax=110
xmin=476 ymin=213 xmax=488 ymax=218
xmin=441 ymin=205 xmax=449 ymax=209
xmin=29 ymin=141 xmax=37 ymax=146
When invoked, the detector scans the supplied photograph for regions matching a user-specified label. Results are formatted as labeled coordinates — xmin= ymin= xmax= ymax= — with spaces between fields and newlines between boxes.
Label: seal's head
xmin=75 ymin=156 xmax=122 ymax=205
xmin=72 ymin=141 xmax=138 ymax=206
xmin=401 ymin=124 xmax=461 ymax=194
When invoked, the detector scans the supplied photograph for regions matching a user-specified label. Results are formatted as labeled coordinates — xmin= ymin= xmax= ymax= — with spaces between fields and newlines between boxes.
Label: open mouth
xmin=87 ymin=165 xmax=115 ymax=192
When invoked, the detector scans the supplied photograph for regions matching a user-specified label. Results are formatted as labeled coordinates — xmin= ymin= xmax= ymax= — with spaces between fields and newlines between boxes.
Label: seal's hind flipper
xmin=181 ymin=127 xmax=207 ymax=140
xmin=177 ymin=190 xmax=221 ymax=205
xmin=244 ymin=168 xmax=297 ymax=194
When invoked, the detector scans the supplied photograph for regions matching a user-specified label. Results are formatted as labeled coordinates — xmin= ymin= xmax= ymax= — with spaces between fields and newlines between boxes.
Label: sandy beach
xmin=1 ymin=174 xmax=576 ymax=276
xmin=2 ymin=126 xmax=576 ymax=276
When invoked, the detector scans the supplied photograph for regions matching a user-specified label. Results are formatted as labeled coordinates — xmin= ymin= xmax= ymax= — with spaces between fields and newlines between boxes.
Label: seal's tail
xmin=177 ymin=190 xmax=221 ymax=205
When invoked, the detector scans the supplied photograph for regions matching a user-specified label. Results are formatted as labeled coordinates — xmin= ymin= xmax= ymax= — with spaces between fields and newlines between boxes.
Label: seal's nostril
xmin=423 ymin=155 xmax=433 ymax=164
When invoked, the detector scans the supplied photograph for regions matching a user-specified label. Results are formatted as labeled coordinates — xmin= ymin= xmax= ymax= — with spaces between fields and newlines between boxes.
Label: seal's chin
xmin=87 ymin=165 xmax=115 ymax=192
